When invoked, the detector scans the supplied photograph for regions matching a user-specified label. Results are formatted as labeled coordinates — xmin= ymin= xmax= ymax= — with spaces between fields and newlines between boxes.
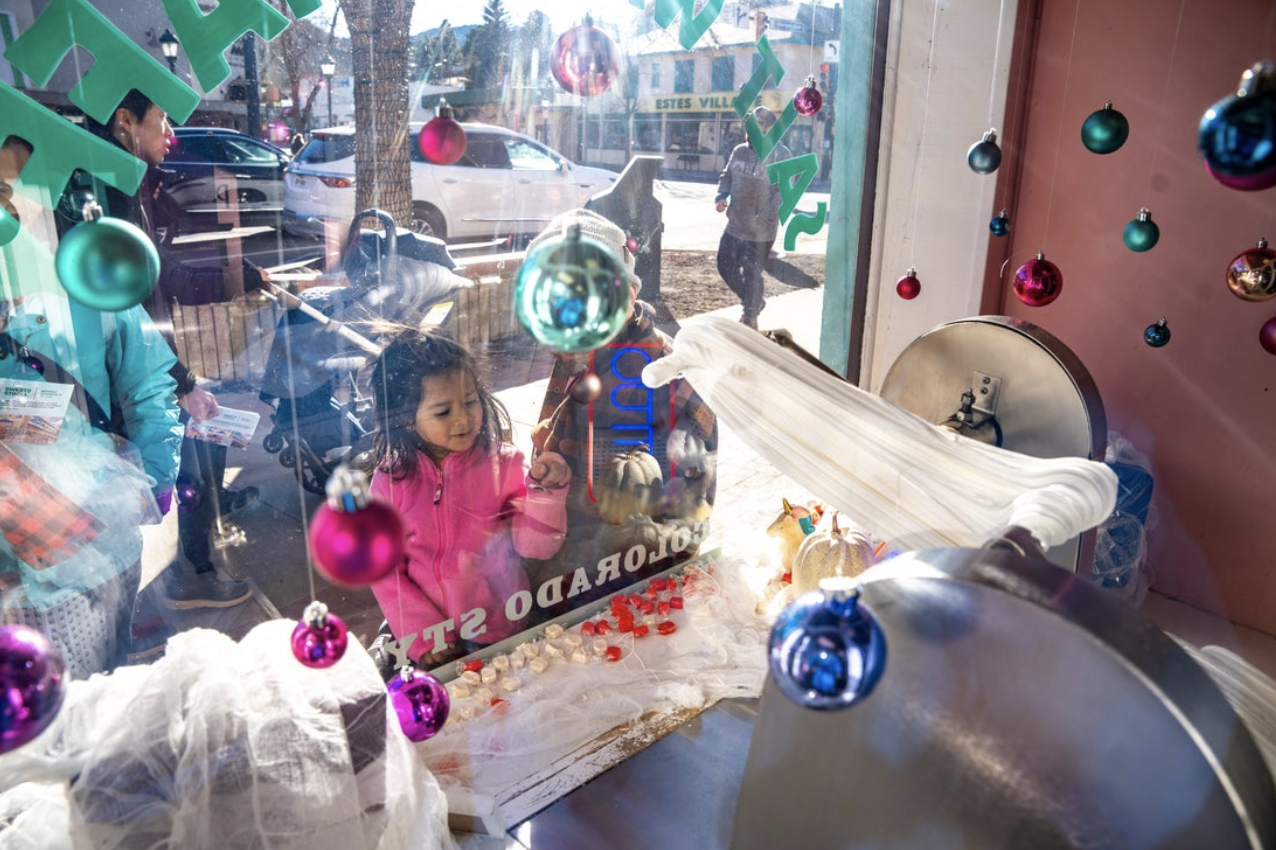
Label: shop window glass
xmin=674 ymin=59 xmax=695 ymax=94
xmin=711 ymin=56 xmax=734 ymax=92
xmin=650 ymin=61 xmax=661 ymax=89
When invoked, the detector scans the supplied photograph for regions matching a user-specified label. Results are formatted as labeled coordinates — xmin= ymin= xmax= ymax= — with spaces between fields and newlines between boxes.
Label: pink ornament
xmin=388 ymin=667 xmax=450 ymax=741
xmin=794 ymin=75 xmax=823 ymax=117
xmin=895 ymin=268 xmax=921 ymax=300
xmin=291 ymin=601 xmax=349 ymax=668
xmin=418 ymin=100 xmax=467 ymax=166
xmin=550 ymin=23 xmax=620 ymax=97
xmin=1261 ymin=317 xmax=1276 ymax=355
xmin=308 ymin=466 xmax=405 ymax=587
xmin=1013 ymin=252 xmax=1063 ymax=307
xmin=1205 ymin=161 xmax=1276 ymax=192
xmin=0 ymin=624 xmax=65 ymax=755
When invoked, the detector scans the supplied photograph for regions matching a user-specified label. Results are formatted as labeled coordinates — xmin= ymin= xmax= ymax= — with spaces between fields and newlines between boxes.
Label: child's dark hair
xmin=370 ymin=327 xmax=511 ymax=479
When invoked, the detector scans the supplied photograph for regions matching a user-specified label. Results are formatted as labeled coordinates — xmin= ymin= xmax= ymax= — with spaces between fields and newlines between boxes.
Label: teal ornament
xmin=54 ymin=199 xmax=158 ymax=312
xmin=1143 ymin=317 xmax=1171 ymax=348
xmin=514 ymin=224 xmax=630 ymax=353
xmin=1122 ymin=207 xmax=1160 ymax=252
xmin=1081 ymin=101 xmax=1130 ymax=154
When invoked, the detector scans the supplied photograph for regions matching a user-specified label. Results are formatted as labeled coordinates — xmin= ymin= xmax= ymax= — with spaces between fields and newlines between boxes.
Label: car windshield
xmin=297 ymin=134 xmax=356 ymax=164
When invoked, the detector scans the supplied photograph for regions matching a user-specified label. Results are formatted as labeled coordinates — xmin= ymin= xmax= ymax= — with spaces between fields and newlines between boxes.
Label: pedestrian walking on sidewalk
xmin=57 ymin=89 xmax=257 ymax=614
xmin=714 ymin=105 xmax=790 ymax=330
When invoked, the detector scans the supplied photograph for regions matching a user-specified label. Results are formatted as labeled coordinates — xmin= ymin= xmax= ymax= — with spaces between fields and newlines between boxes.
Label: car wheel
xmin=411 ymin=203 xmax=446 ymax=240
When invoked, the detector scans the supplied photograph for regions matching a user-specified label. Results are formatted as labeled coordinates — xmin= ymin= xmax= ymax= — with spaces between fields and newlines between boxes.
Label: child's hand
xmin=529 ymin=451 xmax=572 ymax=489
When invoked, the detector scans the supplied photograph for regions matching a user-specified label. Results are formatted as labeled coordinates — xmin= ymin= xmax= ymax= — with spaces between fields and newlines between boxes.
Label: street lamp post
xmin=320 ymin=55 xmax=336 ymax=127
xmin=158 ymin=28 xmax=179 ymax=74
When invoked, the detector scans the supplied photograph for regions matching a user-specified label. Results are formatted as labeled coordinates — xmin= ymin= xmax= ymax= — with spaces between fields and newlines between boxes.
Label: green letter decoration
xmin=5 ymin=0 xmax=199 ymax=126
xmin=161 ymin=0 xmax=290 ymax=93
xmin=653 ymin=0 xmax=726 ymax=50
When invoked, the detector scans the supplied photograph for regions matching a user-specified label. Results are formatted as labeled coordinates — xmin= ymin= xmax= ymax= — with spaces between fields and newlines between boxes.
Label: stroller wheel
xmin=279 ymin=445 xmax=297 ymax=468
xmin=263 ymin=431 xmax=285 ymax=454
xmin=298 ymin=455 xmax=331 ymax=495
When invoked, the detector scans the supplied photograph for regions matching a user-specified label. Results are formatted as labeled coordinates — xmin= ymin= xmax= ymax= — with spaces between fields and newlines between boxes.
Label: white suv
xmin=283 ymin=122 xmax=618 ymax=243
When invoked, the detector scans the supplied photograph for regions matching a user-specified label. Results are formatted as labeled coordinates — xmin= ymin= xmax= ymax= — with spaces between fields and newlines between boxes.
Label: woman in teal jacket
xmin=1 ymin=144 xmax=182 ymax=676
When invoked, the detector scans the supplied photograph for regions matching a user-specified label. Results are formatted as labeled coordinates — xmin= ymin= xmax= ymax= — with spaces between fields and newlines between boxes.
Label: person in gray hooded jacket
xmin=713 ymin=106 xmax=790 ymax=329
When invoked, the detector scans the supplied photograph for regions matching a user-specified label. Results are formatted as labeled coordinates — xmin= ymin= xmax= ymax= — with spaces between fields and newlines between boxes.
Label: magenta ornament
xmin=308 ymin=465 xmax=405 ymax=587
xmin=291 ymin=601 xmax=349 ymax=668
xmin=895 ymin=268 xmax=921 ymax=300
xmin=418 ymin=99 xmax=467 ymax=166
xmin=0 ymin=624 xmax=66 ymax=755
xmin=1013 ymin=252 xmax=1063 ymax=307
xmin=1260 ymin=317 xmax=1276 ymax=355
xmin=794 ymin=75 xmax=823 ymax=117
xmin=388 ymin=667 xmax=450 ymax=741
xmin=550 ymin=23 xmax=620 ymax=97
xmin=1225 ymin=238 xmax=1276 ymax=302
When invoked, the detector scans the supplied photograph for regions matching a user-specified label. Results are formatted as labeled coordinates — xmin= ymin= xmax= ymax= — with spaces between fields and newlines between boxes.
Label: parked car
xmin=282 ymin=123 xmax=618 ymax=243
xmin=157 ymin=127 xmax=290 ymax=230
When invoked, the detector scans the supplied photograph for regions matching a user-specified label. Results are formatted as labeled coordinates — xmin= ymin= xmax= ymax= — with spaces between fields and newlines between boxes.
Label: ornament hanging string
xmin=974 ymin=0 xmax=1010 ymax=289
xmin=1040 ymin=0 xmax=1084 ymax=248
xmin=904 ymin=0 xmax=944 ymax=269
xmin=1141 ymin=0 xmax=1189 ymax=203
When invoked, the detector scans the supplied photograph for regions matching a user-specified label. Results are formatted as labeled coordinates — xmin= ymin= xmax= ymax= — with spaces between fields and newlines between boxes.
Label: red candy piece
xmin=605 ymin=646 xmax=622 ymax=661
xmin=491 ymin=697 xmax=505 ymax=706
xmin=781 ymin=572 xmax=792 ymax=584
xmin=612 ymin=595 xmax=630 ymax=610
xmin=657 ymin=601 xmax=671 ymax=616
xmin=628 ymin=593 xmax=644 ymax=607
xmin=669 ymin=596 xmax=684 ymax=609
xmin=595 ymin=620 xmax=612 ymax=634
xmin=581 ymin=621 xmax=596 ymax=637
xmin=639 ymin=600 xmax=655 ymax=614
xmin=464 ymin=659 xmax=484 ymax=672
xmin=633 ymin=624 xmax=650 ymax=637
xmin=645 ymin=585 xmax=660 ymax=597
xmin=650 ymin=578 xmax=666 ymax=592
xmin=658 ymin=621 xmax=676 ymax=635
xmin=618 ymin=619 xmax=634 ymax=633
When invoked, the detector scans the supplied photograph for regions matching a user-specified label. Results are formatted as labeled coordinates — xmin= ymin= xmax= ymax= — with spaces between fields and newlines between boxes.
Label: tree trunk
xmin=338 ymin=0 xmax=414 ymax=229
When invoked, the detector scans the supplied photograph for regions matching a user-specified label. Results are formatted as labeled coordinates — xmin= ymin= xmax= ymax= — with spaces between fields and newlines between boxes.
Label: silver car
xmin=282 ymin=122 xmax=618 ymax=243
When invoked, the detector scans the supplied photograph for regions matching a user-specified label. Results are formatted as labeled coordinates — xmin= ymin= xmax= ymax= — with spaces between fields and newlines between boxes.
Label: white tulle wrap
xmin=0 ymin=622 xmax=457 ymax=850
xmin=642 ymin=316 xmax=1118 ymax=554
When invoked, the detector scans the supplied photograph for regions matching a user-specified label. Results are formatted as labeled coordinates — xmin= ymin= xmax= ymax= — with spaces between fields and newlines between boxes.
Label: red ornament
xmin=794 ymin=75 xmax=823 ymax=116
xmin=291 ymin=601 xmax=349 ymax=668
xmin=308 ymin=466 xmax=405 ymax=587
xmin=418 ymin=99 xmax=467 ymax=165
xmin=1225 ymin=238 xmax=1276 ymax=302
xmin=1013 ymin=252 xmax=1063 ymax=307
xmin=550 ymin=22 xmax=620 ymax=97
xmin=895 ymin=268 xmax=921 ymax=300
xmin=1261 ymin=317 xmax=1276 ymax=355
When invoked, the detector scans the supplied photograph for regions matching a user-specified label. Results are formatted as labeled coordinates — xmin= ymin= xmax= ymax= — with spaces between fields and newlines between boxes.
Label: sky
xmin=318 ymin=0 xmax=634 ymax=36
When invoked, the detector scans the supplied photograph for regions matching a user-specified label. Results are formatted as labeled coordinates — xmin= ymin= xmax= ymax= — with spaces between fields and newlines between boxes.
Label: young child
xmin=368 ymin=328 xmax=571 ymax=668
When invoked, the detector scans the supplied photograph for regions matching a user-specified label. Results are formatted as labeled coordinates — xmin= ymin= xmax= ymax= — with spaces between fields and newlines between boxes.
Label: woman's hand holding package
xmin=178 ymin=385 xmax=220 ymax=422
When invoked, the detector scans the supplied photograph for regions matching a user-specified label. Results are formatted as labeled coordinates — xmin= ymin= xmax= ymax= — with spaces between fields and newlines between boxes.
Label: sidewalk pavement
xmin=137 ymin=286 xmax=827 ymax=656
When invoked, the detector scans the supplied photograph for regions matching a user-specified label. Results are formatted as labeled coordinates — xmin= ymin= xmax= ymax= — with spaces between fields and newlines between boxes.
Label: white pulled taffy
xmin=642 ymin=315 xmax=1118 ymax=555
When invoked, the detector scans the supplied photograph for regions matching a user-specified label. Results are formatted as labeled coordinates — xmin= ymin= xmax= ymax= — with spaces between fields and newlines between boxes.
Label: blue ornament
xmin=1143 ymin=317 xmax=1171 ymax=348
xmin=989 ymin=209 xmax=1011 ymax=237
xmin=54 ymin=199 xmax=159 ymax=312
xmin=514 ymin=224 xmax=630 ymax=353
xmin=768 ymin=577 xmax=886 ymax=710
xmin=1122 ymin=207 xmax=1160 ymax=253
xmin=966 ymin=129 xmax=1002 ymax=175
xmin=1198 ymin=62 xmax=1276 ymax=191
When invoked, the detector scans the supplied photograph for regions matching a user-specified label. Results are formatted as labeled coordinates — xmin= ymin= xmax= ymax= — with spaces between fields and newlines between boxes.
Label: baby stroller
xmin=258 ymin=208 xmax=470 ymax=493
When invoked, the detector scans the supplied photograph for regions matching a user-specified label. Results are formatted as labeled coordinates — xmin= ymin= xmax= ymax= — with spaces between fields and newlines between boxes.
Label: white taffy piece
xmin=642 ymin=316 xmax=1118 ymax=553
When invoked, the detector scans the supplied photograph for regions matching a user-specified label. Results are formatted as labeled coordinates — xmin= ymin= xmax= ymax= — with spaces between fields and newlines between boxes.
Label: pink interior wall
xmin=985 ymin=0 xmax=1276 ymax=633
